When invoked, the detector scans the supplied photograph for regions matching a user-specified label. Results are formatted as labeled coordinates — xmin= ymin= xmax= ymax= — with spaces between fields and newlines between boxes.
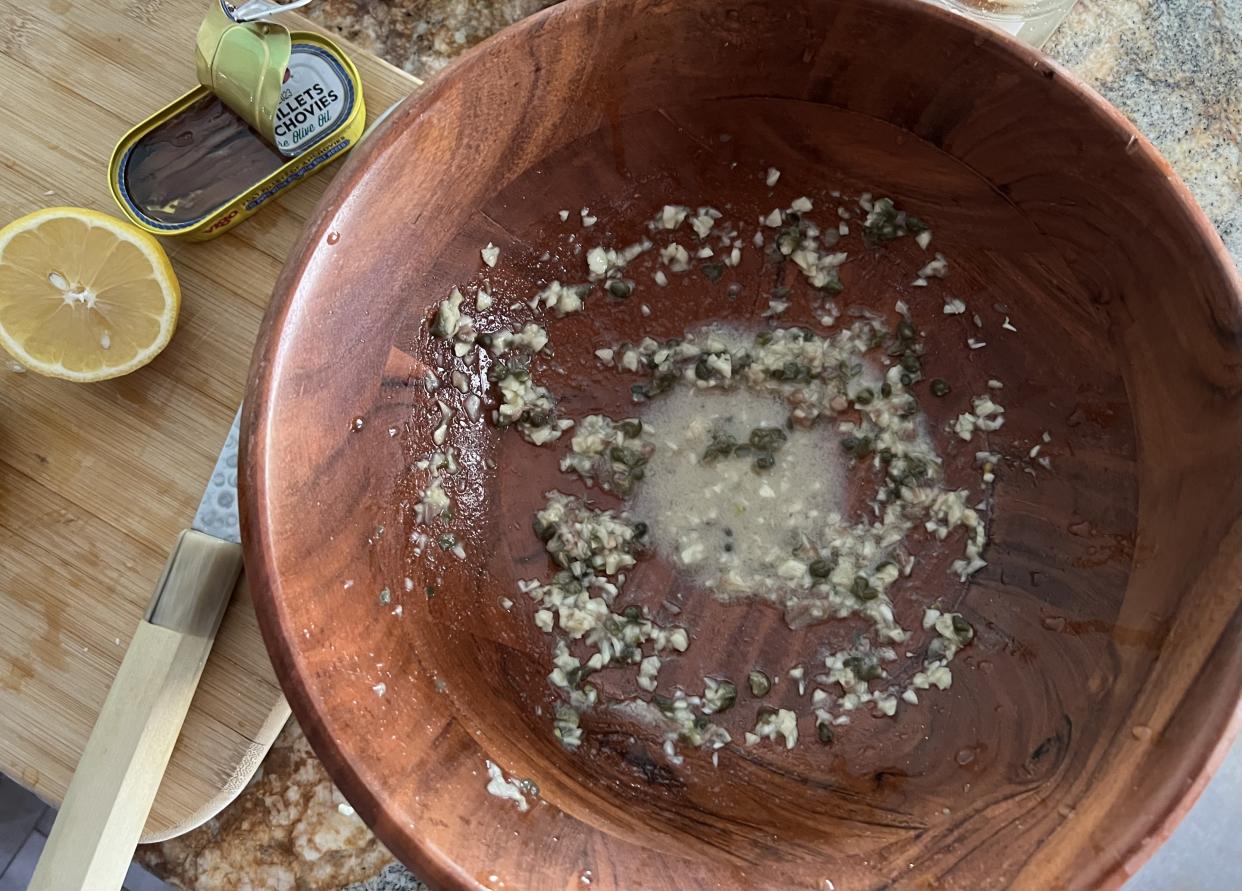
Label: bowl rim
xmin=242 ymin=1 xmax=1242 ymax=888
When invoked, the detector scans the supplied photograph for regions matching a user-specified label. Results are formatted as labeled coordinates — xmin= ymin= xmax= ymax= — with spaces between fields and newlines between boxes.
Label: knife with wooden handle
xmin=29 ymin=411 xmax=245 ymax=891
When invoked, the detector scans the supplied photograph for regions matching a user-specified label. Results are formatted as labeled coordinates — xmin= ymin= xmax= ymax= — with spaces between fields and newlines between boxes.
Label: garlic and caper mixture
xmin=418 ymin=174 xmax=1026 ymax=769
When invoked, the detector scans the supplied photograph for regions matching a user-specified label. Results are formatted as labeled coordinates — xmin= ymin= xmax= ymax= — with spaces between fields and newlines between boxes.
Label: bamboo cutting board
xmin=0 ymin=0 xmax=418 ymax=840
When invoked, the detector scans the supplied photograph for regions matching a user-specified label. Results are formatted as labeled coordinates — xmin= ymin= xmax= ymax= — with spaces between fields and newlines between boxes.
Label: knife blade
xmin=145 ymin=410 xmax=244 ymax=637
xmin=30 ymin=409 xmax=246 ymax=891
xmin=193 ymin=408 xmax=242 ymax=543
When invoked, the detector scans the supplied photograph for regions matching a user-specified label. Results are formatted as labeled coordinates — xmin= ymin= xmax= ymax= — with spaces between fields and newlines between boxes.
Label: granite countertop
xmin=1045 ymin=0 xmax=1241 ymax=266
xmin=138 ymin=2 xmax=1241 ymax=889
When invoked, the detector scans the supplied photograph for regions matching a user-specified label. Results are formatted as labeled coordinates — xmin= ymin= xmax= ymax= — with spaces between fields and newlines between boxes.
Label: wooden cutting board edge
xmin=0 ymin=1 xmax=420 ymax=842
xmin=141 ymin=15 xmax=423 ymax=842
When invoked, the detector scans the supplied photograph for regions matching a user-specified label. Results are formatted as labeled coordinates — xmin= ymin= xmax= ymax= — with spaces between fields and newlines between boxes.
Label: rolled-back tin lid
xmin=195 ymin=1 xmax=296 ymax=148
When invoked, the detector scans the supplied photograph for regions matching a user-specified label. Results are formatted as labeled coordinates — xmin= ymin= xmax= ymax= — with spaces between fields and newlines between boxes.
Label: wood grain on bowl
xmin=241 ymin=1 xmax=1242 ymax=890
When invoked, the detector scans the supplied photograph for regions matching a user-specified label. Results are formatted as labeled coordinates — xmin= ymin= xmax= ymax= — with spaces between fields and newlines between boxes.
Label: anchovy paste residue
xmin=123 ymin=94 xmax=285 ymax=225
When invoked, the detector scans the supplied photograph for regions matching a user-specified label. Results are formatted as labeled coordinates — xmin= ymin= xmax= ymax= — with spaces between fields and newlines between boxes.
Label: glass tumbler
xmin=934 ymin=0 xmax=1078 ymax=48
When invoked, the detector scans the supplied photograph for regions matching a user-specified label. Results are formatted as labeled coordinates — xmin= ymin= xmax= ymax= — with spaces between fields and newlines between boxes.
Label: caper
xmin=607 ymin=279 xmax=633 ymax=299
xmin=858 ymin=661 xmax=883 ymax=681
xmin=756 ymin=331 xmax=773 ymax=346
xmin=754 ymin=452 xmax=776 ymax=471
xmin=930 ymin=378 xmax=951 ymax=397
xmin=854 ymin=387 xmax=874 ymax=406
xmin=750 ymin=426 xmax=787 ymax=450
xmin=817 ymin=722 xmax=834 ymax=744
xmin=809 ymin=558 xmax=833 ymax=579
xmin=748 ymin=670 xmax=771 ymax=697
xmin=841 ymin=435 xmax=859 ymax=454
xmin=695 ymin=356 xmax=713 ymax=380
xmin=531 ymin=514 xmax=556 ymax=541
xmin=710 ymin=680 xmax=737 ymax=714
xmin=845 ymin=654 xmax=882 ymax=681
xmin=951 ymin=614 xmax=975 ymax=643
xmin=703 ymin=432 xmax=737 ymax=463
xmin=900 ymin=352 xmax=921 ymax=374
xmin=851 ymin=576 xmax=870 ymax=597
xmin=623 ymin=605 xmax=643 ymax=621
xmin=617 ymin=419 xmax=643 ymax=438
xmin=897 ymin=320 xmax=917 ymax=342
xmin=880 ymin=382 xmax=892 ymax=398
xmin=633 ymin=521 xmax=648 ymax=537
xmin=631 ymin=383 xmax=650 ymax=400
xmin=701 ymin=263 xmax=726 ymax=283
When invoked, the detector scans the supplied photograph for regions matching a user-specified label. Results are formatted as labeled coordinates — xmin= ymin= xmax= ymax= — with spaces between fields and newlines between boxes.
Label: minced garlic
xmin=417 ymin=188 xmax=1005 ymax=760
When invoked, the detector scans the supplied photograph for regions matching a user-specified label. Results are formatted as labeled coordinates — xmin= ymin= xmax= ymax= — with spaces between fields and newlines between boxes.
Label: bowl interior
xmin=244 ymin=2 xmax=1242 ymax=890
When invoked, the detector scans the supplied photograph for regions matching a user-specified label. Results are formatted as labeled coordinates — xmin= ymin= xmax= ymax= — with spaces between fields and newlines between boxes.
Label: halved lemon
xmin=0 ymin=207 xmax=179 ymax=381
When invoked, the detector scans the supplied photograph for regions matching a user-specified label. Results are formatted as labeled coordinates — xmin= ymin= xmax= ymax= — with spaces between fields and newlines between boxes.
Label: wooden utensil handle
xmin=28 ymin=530 xmax=243 ymax=891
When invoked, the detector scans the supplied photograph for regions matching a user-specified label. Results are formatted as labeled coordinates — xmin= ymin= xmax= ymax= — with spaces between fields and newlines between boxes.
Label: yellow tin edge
xmin=108 ymin=30 xmax=366 ymax=241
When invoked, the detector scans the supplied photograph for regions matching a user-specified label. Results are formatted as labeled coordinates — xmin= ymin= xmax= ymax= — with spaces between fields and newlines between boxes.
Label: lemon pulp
xmin=0 ymin=207 xmax=179 ymax=381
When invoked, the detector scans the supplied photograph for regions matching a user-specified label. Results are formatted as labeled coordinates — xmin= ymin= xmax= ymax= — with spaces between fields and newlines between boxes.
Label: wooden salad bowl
xmin=242 ymin=0 xmax=1242 ymax=888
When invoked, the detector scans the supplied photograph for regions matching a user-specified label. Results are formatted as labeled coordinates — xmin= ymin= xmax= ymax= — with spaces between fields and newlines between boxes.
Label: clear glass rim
xmin=938 ymin=0 xmax=1076 ymax=20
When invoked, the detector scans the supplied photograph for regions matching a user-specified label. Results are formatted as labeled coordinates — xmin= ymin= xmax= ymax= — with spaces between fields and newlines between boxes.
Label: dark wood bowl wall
xmin=243 ymin=1 xmax=1242 ymax=890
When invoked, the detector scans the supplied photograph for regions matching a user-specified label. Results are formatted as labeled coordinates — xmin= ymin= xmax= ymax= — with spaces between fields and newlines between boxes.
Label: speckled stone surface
xmin=137 ymin=723 xmax=398 ymax=891
xmin=309 ymin=0 xmax=557 ymax=78
xmin=1044 ymin=0 xmax=1242 ymax=267
xmin=144 ymin=3 xmax=1241 ymax=890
